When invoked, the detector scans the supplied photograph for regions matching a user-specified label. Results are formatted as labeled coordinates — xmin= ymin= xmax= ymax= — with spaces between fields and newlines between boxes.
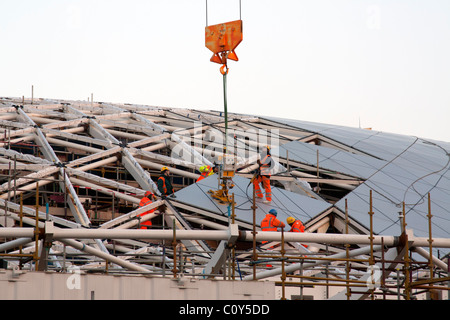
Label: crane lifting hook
xmin=220 ymin=64 xmax=229 ymax=75
xmin=205 ymin=20 xmax=243 ymax=74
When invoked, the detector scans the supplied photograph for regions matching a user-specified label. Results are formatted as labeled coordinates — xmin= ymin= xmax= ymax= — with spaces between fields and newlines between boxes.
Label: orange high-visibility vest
xmin=139 ymin=197 xmax=155 ymax=213
xmin=260 ymin=154 xmax=271 ymax=176
xmin=196 ymin=171 xmax=208 ymax=182
xmin=289 ymin=220 xmax=305 ymax=233
xmin=138 ymin=196 xmax=155 ymax=228
xmin=261 ymin=214 xmax=284 ymax=231
xmin=158 ymin=176 xmax=167 ymax=194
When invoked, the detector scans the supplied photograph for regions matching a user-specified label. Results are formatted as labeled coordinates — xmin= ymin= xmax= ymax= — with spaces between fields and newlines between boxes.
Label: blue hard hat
xmin=269 ymin=209 xmax=277 ymax=216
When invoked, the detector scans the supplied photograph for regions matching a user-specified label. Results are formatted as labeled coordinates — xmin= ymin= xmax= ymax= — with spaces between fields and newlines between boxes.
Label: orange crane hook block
xmin=205 ymin=20 xmax=243 ymax=74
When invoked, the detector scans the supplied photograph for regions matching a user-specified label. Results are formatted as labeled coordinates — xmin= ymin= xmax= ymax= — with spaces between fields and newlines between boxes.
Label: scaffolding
xmin=0 ymin=96 xmax=449 ymax=300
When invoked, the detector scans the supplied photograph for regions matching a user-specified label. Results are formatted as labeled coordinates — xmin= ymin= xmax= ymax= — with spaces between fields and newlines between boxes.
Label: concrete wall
xmin=0 ymin=269 xmax=275 ymax=300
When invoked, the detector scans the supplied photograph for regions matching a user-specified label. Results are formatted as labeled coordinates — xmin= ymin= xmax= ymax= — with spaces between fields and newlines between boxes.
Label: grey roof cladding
xmin=173 ymin=114 xmax=450 ymax=245
xmin=263 ymin=116 xmax=450 ymax=241
xmin=173 ymin=174 xmax=332 ymax=228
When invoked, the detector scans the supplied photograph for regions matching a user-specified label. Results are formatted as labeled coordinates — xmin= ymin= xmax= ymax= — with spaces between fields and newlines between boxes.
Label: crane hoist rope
xmin=204 ymin=6 xmax=243 ymax=204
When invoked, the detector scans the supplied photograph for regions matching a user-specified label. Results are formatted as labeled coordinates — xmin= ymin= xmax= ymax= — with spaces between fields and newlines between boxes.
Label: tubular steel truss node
xmin=0 ymin=97 xmax=449 ymax=300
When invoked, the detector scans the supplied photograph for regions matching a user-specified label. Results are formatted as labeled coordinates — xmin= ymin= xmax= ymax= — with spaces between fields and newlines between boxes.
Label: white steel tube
xmin=51 ymin=228 xmax=230 ymax=241
xmin=99 ymin=200 xmax=165 ymax=229
xmin=69 ymin=177 xmax=140 ymax=204
xmin=59 ymin=238 xmax=151 ymax=274
xmin=135 ymin=158 xmax=200 ymax=180
xmin=42 ymin=227 xmax=450 ymax=249
xmin=66 ymin=147 xmax=121 ymax=168
xmin=243 ymin=245 xmax=384 ymax=281
xmin=114 ymin=212 xmax=158 ymax=230
xmin=3 ymin=226 xmax=450 ymax=250
xmin=105 ymin=128 xmax=147 ymax=141
xmin=127 ymin=133 xmax=171 ymax=148
xmin=0 ymin=177 xmax=55 ymax=200
xmin=413 ymin=246 xmax=449 ymax=273
xmin=46 ymin=137 xmax=102 ymax=154
xmin=73 ymin=156 xmax=118 ymax=172
xmin=0 ymin=166 xmax=59 ymax=193
xmin=0 ymin=238 xmax=33 ymax=251
xmin=0 ymin=228 xmax=35 ymax=238
xmin=239 ymin=230 xmax=399 ymax=247
xmin=141 ymin=142 xmax=167 ymax=152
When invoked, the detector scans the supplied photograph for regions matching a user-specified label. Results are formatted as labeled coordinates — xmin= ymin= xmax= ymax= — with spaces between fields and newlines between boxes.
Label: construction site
xmin=0 ymin=93 xmax=449 ymax=301
xmin=1 ymin=4 xmax=450 ymax=302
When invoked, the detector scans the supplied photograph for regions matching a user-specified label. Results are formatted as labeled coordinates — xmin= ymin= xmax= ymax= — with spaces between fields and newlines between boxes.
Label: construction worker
xmin=207 ymin=165 xmax=215 ymax=176
xmin=196 ymin=165 xmax=212 ymax=182
xmin=138 ymin=191 xmax=156 ymax=229
xmin=260 ymin=209 xmax=285 ymax=244
xmin=287 ymin=216 xmax=308 ymax=249
xmin=158 ymin=166 xmax=176 ymax=199
xmin=287 ymin=216 xmax=305 ymax=233
xmin=253 ymin=146 xmax=273 ymax=203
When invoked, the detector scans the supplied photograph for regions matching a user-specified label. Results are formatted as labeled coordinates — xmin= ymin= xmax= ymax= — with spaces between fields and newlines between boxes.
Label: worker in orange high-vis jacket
xmin=287 ymin=216 xmax=308 ymax=248
xmin=260 ymin=209 xmax=285 ymax=244
xmin=253 ymin=146 xmax=273 ymax=203
xmin=287 ymin=216 xmax=305 ymax=233
xmin=158 ymin=166 xmax=176 ymax=199
xmin=138 ymin=191 xmax=156 ymax=229
xmin=196 ymin=165 xmax=212 ymax=182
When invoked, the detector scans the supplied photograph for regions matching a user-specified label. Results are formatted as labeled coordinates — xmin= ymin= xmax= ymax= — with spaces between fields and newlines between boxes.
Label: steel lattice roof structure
xmin=0 ymin=96 xmax=449 ymax=299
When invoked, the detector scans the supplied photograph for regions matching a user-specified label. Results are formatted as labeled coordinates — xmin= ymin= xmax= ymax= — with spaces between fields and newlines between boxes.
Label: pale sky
xmin=1 ymin=0 xmax=450 ymax=142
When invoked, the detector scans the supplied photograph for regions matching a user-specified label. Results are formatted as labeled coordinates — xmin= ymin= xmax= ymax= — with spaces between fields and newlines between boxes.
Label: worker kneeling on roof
xmin=287 ymin=216 xmax=305 ymax=233
xmin=138 ymin=191 xmax=156 ymax=229
xmin=158 ymin=166 xmax=176 ymax=199
xmin=287 ymin=216 xmax=309 ymax=249
xmin=260 ymin=209 xmax=285 ymax=244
